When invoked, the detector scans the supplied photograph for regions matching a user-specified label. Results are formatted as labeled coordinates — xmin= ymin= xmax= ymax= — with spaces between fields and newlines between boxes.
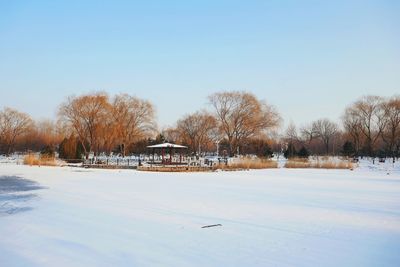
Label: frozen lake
xmin=0 ymin=164 xmax=399 ymax=267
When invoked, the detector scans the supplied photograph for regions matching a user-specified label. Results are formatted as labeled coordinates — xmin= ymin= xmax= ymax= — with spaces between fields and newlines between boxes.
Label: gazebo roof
xmin=147 ymin=142 xmax=187 ymax=149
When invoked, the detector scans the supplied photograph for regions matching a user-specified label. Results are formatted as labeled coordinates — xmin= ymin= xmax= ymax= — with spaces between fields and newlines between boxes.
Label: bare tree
xmin=112 ymin=94 xmax=156 ymax=157
xmin=381 ymin=96 xmax=400 ymax=158
xmin=40 ymin=120 xmax=64 ymax=145
xmin=300 ymin=123 xmax=315 ymax=144
xmin=59 ymin=93 xmax=111 ymax=159
xmin=209 ymin=91 xmax=280 ymax=156
xmin=0 ymin=107 xmax=33 ymax=155
xmin=312 ymin=118 xmax=338 ymax=154
xmin=176 ymin=111 xmax=217 ymax=154
xmin=162 ymin=127 xmax=181 ymax=144
xmin=342 ymin=106 xmax=363 ymax=155
xmin=348 ymin=96 xmax=386 ymax=156
xmin=285 ymin=122 xmax=298 ymax=143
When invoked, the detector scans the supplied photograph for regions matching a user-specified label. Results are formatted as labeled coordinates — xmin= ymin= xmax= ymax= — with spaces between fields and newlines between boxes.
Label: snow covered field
xmin=1 ymin=163 xmax=400 ymax=267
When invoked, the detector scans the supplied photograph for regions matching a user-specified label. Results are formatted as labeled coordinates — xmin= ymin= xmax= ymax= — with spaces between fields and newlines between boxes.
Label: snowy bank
xmin=0 ymin=164 xmax=399 ymax=267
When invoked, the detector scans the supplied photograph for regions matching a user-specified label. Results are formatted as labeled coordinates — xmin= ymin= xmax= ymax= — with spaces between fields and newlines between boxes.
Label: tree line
xmin=283 ymin=95 xmax=400 ymax=159
xmin=0 ymin=92 xmax=399 ymax=159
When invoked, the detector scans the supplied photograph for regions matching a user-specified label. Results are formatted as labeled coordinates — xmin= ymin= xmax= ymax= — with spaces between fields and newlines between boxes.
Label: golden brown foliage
xmin=59 ymin=93 xmax=113 ymax=157
xmin=0 ymin=107 xmax=34 ymax=155
xmin=175 ymin=111 xmax=218 ymax=153
xmin=112 ymin=94 xmax=156 ymax=156
xmin=209 ymin=91 xmax=281 ymax=156
xmin=59 ymin=93 xmax=156 ymax=157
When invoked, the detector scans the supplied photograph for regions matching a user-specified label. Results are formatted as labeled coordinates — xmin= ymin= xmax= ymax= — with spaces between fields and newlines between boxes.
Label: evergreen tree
xmin=342 ymin=141 xmax=355 ymax=157
xmin=284 ymin=143 xmax=297 ymax=159
xmin=41 ymin=145 xmax=55 ymax=158
xmin=59 ymin=135 xmax=84 ymax=160
xmin=297 ymin=146 xmax=309 ymax=158
xmin=155 ymin=134 xmax=166 ymax=144
xmin=262 ymin=143 xmax=273 ymax=158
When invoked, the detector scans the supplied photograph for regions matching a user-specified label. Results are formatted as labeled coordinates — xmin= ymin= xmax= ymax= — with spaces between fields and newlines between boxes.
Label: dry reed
xmin=284 ymin=157 xmax=354 ymax=169
xmin=23 ymin=154 xmax=57 ymax=166
xmin=216 ymin=158 xmax=278 ymax=170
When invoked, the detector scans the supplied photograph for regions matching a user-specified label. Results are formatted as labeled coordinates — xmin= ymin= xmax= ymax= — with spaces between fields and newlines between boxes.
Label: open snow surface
xmin=0 ymin=163 xmax=399 ymax=267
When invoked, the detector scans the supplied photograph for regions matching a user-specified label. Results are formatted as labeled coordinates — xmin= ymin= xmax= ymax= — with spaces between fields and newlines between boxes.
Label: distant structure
xmin=147 ymin=142 xmax=188 ymax=165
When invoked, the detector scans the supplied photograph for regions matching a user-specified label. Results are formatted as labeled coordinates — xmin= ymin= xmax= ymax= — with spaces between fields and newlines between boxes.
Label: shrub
xmin=215 ymin=158 xmax=278 ymax=170
xmin=285 ymin=157 xmax=354 ymax=169
xmin=284 ymin=158 xmax=310 ymax=168
xmin=241 ymin=139 xmax=274 ymax=158
xmin=23 ymin=154 xmax=39 ymax=166
xmin=23 ymin=153 xmax=56 ymax=166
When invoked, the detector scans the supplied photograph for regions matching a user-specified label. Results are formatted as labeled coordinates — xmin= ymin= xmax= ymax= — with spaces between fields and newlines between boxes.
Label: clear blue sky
xmin=0 ymin=0 xmax=399 ymax=128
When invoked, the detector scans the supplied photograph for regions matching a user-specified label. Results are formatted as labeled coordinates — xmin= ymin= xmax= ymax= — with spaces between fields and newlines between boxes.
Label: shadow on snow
xmin=0 ymin=176 xmax=46 ymax=216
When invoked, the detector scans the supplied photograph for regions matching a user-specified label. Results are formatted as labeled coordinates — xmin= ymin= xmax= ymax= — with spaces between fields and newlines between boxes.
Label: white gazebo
xmin=147 ymin=142 xmax=188 ymax=165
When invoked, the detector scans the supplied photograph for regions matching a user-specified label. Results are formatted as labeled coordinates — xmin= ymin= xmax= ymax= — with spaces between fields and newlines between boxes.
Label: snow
xmin=147 ymin=143 xmax=188 ymax=149
xmin=0 ymin=162 xmax=400 ymax=267
xmin=0 ymin=155 xmax=24 ymax=165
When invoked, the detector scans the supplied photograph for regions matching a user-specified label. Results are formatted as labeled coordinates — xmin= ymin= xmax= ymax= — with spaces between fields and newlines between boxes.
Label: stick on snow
xmin=201 ymin=224 xmax=222 ymax=228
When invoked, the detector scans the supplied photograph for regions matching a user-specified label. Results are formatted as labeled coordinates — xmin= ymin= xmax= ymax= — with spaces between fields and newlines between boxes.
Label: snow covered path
xmin=0 ymin=165 xmax=399 ymax=267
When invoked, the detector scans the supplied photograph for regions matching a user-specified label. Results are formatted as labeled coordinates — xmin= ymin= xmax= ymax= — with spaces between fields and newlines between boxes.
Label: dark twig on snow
xmin=201 ymin=224 xmax=222 ymax=229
